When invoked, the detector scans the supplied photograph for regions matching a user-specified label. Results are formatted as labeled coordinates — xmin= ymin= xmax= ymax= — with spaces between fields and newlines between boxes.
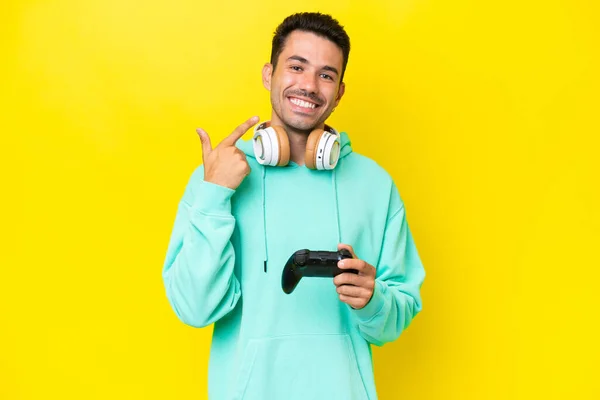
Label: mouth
xmin=287 ymin=96 xmax=321 ymax=113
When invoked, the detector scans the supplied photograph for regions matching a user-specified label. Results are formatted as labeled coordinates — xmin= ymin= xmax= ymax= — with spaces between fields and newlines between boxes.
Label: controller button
xmin=295 ymin=253 xmax=307 ymax=266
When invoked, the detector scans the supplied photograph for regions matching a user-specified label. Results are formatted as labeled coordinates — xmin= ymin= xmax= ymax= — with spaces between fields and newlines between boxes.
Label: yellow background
xmin=2 ymin=0 xmax=599 ymax=399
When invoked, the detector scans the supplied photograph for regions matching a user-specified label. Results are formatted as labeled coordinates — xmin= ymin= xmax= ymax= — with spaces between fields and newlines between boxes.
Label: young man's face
xmin=263 ymin=30 xmax=346 ymax=133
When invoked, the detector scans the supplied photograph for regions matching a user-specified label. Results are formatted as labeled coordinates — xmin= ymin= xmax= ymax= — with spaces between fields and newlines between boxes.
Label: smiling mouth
xmin=288 ymin=96 xmax=320 ymax=110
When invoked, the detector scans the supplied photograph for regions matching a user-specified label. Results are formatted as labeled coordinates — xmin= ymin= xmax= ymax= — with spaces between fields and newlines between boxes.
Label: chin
xmin=288 ymin=122 xmax=319 ymax=134
xmin=284 ymin=115 xmax=325 ymax=133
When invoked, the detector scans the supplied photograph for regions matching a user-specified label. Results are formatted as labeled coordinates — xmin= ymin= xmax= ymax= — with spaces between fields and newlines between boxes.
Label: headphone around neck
xmin=252 ymin=121 xmax=341 ymax=170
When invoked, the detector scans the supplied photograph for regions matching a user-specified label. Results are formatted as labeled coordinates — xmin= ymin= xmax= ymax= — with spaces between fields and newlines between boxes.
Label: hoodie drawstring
xmin=332 ymin=168 xmax=341 ymax=246
xmin=262 ymin=166 xmax=268 ymax=273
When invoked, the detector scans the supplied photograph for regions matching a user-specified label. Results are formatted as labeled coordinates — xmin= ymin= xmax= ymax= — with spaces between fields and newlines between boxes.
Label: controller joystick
xmin=281 ymin=249 xmax=357 ymax=294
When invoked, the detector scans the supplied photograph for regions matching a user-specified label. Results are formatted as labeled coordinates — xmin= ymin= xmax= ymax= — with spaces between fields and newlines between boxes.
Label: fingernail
xmin=339 ymin=260 xmax=345 ymax=267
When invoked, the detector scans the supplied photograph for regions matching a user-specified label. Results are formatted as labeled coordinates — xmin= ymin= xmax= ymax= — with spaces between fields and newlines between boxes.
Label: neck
xmin=270 ymin=114 xmax=325 ymax=166
xmin=286 ymin=129 xmax=310 ymax=166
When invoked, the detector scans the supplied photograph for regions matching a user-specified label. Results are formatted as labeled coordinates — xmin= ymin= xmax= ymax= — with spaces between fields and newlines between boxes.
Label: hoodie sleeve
xmin=351 ymin=184 xmax=425 ymax=346
xmin=162 ymin=166 xmax=242 ymax=328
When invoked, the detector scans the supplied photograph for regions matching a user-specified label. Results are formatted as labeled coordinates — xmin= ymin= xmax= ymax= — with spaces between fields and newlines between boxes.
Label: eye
xmin=320 ymin=73 xmax=334 ymax=81
xmin=290 ymin=65 xmax=303 ymax=72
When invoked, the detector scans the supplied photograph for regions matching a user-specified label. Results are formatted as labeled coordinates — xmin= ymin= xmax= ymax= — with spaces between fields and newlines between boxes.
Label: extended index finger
xmin=220 ymin=116 xmax=259 ymax=147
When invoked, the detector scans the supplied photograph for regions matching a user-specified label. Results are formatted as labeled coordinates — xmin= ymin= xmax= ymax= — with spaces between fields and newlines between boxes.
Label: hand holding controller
xmin=281 ymin=249 xmax=358 ymax=294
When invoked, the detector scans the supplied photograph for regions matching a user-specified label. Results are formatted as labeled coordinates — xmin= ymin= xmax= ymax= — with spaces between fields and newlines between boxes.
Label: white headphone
xmin=252 ymin=122 xmax=341 ymax=170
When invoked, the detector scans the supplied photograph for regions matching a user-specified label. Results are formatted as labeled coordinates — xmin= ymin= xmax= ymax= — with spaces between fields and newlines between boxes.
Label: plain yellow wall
xmin=2 ymin=0 xmax=599 ymax=399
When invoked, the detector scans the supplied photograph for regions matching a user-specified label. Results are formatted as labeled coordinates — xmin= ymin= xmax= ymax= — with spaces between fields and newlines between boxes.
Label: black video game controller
xmin=281 ymin=249 xmax=358 ymax=294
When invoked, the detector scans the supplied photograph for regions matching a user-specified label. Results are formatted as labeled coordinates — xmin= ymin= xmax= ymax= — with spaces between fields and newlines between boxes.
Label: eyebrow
xmin=286 ymin=55 xmax=339 ymax=76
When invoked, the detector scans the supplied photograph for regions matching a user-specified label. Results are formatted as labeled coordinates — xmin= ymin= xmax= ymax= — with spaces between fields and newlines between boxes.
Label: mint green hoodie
xmin=162 ymin=131 xmax=425 ymax=400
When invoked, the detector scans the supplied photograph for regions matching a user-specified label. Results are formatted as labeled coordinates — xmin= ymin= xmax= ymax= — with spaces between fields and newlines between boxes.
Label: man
xmin=162 ymin=12 xmax=425 ymax=400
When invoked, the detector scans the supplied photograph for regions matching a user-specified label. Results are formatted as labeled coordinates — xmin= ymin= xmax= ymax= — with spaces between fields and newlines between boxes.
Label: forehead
xmin=278 ymin=30 xmax=343 ymax=69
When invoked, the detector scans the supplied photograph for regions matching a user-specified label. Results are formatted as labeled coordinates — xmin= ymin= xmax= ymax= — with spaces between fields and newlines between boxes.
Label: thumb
xmin=337 ymin=243 xmax=357 ymax=259
xmin=196 ymin=128 xmax=213 ymax=159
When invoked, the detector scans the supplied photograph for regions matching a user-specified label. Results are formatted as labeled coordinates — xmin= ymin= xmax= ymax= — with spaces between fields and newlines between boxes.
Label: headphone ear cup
xmin=272 ymin=126 xmax=290 ymax=166
xmin=304 ymin=128 xmax=325 ymax=169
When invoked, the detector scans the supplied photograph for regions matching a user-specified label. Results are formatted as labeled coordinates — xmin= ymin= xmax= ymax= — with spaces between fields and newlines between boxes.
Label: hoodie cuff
xmin=189 ymin=180 xmax=236 ymax=217
xmin=351 ymin=280 xmax=386 ymax=322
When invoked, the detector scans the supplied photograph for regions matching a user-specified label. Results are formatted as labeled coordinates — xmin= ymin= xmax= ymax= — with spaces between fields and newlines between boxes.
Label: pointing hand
xmin=196 ymin=116 xmax=259 ymax=190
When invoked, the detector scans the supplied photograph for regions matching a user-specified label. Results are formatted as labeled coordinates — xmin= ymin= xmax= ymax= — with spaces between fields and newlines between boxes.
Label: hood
xmin=235 ymin=129 xmax=353 ymax=274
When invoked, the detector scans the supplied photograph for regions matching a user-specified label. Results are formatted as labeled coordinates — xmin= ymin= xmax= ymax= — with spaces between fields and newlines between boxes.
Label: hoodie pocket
xmin=232 ymin=334 xmax=369 ymax=400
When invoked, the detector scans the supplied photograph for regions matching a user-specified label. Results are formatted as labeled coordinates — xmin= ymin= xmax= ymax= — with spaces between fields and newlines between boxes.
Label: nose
xmin=299 ymin=72 xmax=318 ymax=94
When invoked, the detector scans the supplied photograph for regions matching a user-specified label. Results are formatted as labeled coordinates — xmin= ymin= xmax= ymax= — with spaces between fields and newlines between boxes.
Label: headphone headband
xmin=254 ymin=121 xmax=338 ymax=136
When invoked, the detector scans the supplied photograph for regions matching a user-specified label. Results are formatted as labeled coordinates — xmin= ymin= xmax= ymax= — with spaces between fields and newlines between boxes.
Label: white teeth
xmin=290 ymin=98 xmax=316 ymax=109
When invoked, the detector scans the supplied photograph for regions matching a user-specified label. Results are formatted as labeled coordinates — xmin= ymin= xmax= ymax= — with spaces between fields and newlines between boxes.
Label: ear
xmin=262 ymin=63 xmax=273 ymax=90
xmin=333 ymin=81 xmax=345 ymax=108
